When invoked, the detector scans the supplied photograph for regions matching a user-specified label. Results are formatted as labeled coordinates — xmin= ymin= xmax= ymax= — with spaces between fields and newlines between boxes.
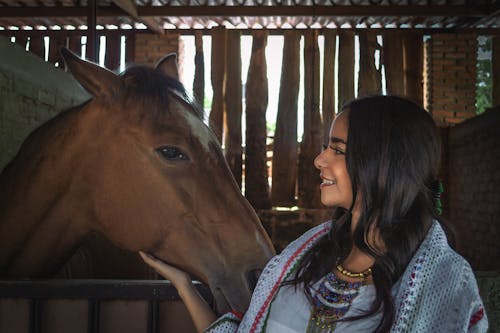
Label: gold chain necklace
xmin=336 ymin=264 xmax=372 ymax=279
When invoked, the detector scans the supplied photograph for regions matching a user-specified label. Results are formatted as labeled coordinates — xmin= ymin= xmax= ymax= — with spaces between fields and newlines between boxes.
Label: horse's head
xmin=61 ymin=49 xmax=275 ymax=312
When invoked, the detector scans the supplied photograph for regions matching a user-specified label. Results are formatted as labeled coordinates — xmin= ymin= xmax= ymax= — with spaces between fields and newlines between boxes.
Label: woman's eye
xmin=323 ymin=144 xmax=345 ymax=155
xmin=333 ymin=147 xmax=345 ymax=155
xmin=157 ymin=146 xmax=189 ymax=161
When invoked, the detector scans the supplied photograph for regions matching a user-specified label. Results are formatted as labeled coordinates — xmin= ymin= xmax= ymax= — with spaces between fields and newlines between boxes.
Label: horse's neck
xmin=0 ymin=108 xmax=91 ymax=277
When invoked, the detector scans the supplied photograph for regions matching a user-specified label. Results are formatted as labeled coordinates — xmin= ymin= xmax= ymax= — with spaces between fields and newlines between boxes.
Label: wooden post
xmin=29 ymin=36 xmax=45 ymax=59
xmin=105 ymin=35 xmax=121 ymax=71
xmin=403 ymin=32 xmax=424 ymax=105
xmin=69 ymin=35 xmax=82 ymax=57
xmin=87 ymin=0 xmax=97 ymax=62
xmin=48 ymin=35 xmax=67 ymax=65
xmin=125 ymin=35 xmax=135 ymax=67
xmin=210 ymin=27 xmax=227 ymax=143
xmin=338 ymin=30 xmax=355 ymax=111
xmin=322 ymin=30 xmax=336 ymax=145
xmin=225 ymin=30 xmax=243 ymax=188
xmin=299 ymin=30 xmax=322 ymax=209
xmin=492 ymin=36 xmax=500 ymax=106
xmin=15 ymin=36 xmax=28 ymax=50
xmin=193 ymin=30 xmax=205 ymax=110
xmin=384 ymin=30 xmax=404 ymax=96
xmin=245 ymin=30 xmax=271 ymax=209
xmin=271 ymin=30 xmax=300 ymax=207
xmin=358 ymin=31 xmax=381 ymax=98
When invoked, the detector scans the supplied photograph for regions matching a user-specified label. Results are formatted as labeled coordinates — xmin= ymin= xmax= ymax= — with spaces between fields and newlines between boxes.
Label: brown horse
xmin=0 ymin=49 xmax=275 ymax=313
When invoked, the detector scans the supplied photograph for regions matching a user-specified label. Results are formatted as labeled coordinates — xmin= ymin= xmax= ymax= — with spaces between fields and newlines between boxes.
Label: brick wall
xmin=446 ymin=107 xmax=500 ymax=271
xmin=0 ymin=36 xmax=89 ymax=171
xmin=133 ymin=33 xmax=180 ymax=68
xmin=427 ymin=33 xmax=478 ymax=126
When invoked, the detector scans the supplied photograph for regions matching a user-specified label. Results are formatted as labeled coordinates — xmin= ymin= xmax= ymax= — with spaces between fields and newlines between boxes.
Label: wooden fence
xmin=2 ymin=29 xmax=425 ymax=209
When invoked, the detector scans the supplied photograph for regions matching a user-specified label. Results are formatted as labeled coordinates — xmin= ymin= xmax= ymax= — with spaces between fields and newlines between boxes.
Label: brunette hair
xmin=286 ymin=95 xmax=444 ymax=332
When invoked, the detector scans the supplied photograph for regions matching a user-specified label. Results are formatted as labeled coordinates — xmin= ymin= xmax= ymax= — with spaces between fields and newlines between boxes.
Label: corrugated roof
xmin=0 ymin=0 xmax=499 ymax=31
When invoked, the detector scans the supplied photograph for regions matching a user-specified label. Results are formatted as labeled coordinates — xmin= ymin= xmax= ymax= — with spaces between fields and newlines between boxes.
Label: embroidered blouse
xmin=204 ymin=220 xmax=488 ymax=333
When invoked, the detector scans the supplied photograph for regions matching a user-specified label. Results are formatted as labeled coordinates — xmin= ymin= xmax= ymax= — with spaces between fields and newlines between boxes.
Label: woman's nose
xmin=314 ymin=150 xmax=325 ymax=170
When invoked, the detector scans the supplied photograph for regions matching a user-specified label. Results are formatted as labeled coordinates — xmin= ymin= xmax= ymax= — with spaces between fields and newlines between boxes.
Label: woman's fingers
xmin=139 ymin=251 xmax=191 ymax=287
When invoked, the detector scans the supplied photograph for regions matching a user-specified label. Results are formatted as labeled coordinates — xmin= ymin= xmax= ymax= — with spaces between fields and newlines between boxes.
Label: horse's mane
xmin=120 ymin=65 xmax=204 ymax=121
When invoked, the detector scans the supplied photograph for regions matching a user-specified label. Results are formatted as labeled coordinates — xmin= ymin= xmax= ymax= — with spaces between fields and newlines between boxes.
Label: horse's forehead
xmin=173 ymin=100 xmax=216 ymax=151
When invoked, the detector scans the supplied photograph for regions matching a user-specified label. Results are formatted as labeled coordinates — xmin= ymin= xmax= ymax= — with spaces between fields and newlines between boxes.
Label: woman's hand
xmin=139 ymin=251 xmax=192 ymax=290
xmin=138 ymin=251 xmax=217 ymax=333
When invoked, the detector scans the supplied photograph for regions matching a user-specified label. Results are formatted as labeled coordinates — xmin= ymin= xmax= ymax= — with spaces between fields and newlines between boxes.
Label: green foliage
xmin=476 ymin=37 xmax=492 ymax=115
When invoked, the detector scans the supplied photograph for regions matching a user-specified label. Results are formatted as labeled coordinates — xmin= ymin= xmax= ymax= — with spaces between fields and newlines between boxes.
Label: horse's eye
xmin=157 ymin=146 xmax=189 ymax=161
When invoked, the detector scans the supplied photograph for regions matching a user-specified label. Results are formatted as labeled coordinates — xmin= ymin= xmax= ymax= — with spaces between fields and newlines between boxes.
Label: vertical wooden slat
xmin=403 ymin=31 xmax=424 ymax=105
xmin=69 ymin=35 xmax=82 ymax=57
xmin=299 ymin=30 xmax=322 ymax=209
xmin=210 ymin=27 xmax=227 ymax=143
xmin=29 ymin=299 xmax=41 ymax=333
xmin=225 ymin=30 xmax=243 ymax=188
xmin=87 ymin=0 xmax=97 ymax=62
xmin=48 ymin=35 xmax=67 ymax=65
xmin=125 ymin=35 xmax=135 ymax=67
xmin=105 ymin=35 xmax=121 ymax=71
xmin=29 ymin=36 xmax=45 ymax=60
xmin=245 ymin=30 xmax=271 ymax=209
xmin=193 ymin=30 xmax=205 ymax=109
xmin=492 ymin=36 xmax=500 ymax=106
xmin=271 ymin=30 xmax=300 ymax=207
xmin=88 ymin=300 xmax=99 ymax=333
xmin=358 ymin=31 xmax=382 ymax=98
xmin=147 ymin=300 xmax=159 ymax=333
xmin=322 ymin=30 xmax=336 ymax=145
xmin=15 ymin=36 xmax=28 ymax=50
xmin=384 ymin=30 xmax=405 ymax=96
xmin=338 ymin=30 xmax=355 ymax=111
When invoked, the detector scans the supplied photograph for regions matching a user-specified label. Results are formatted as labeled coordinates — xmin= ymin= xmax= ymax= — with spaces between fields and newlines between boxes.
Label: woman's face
xmin=314 ymin=111 xmax=353 ymax=209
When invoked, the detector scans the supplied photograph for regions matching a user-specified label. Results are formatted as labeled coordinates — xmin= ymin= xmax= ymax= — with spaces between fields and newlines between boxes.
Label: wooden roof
xmin=1 ymin=0 xmax=500 ymax=32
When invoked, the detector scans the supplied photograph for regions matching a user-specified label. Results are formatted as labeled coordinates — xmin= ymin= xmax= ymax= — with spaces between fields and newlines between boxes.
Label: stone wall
xmin=426 ymin=33 xmax=478 ymax=126
xmin=0 ymin=36 xmax=89 ymax=171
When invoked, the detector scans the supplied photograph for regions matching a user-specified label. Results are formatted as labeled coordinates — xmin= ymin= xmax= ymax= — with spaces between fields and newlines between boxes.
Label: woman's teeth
xmin=322 ymin=179 xmax=335 ymax=185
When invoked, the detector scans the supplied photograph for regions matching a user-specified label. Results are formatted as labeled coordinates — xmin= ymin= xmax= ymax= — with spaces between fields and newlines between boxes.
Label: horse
xmin=0 ymin=48 xmax=275 ymax=313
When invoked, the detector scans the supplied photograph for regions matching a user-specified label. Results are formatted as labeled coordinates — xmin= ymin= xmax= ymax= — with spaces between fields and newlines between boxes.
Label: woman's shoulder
xmin=280 ymin=220 xmax=332 ymax=256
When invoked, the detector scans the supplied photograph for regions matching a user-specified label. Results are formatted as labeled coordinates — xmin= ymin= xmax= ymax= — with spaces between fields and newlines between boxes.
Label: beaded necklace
xmin=306 ymin=272 xmax=365 ymax=333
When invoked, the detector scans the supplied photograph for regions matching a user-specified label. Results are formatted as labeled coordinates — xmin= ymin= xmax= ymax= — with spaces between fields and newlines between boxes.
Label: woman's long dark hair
xmin=285 ymin=95 xmax=444 ymax=332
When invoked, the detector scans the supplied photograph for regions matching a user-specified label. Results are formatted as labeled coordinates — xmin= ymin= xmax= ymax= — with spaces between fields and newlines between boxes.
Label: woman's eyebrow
xmin=330 ymin=137 xmax=347 ymax=144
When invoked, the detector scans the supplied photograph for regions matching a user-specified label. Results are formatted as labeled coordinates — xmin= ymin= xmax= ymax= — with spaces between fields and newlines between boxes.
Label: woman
xmin=140 ymin=95 xmax=488 ymax=332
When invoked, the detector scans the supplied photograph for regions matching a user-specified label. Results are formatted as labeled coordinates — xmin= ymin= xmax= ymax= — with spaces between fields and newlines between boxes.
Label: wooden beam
xmin=87 ymin=0 xmax=97 ymax=62
xmin=338 ymin=30 xmax=355 ymax=110
xmin=403 ymin=31 xmax=424 ymax=105
xmin=0 ymin=5 xmax=488 ymax=18
xmin=209 ymin=26 xmax=226 ymax=143
xmin=224 ymin=30 xmax=243 ymax=188
xmin=493 ymin=35 xmax=500 ymax=106
xmin=245 ymin=30 xmax=270 ymax=209
xmin=111 ymin=0 xmax=163 ymax=33
xmin=322 ymin=29 xmax=336 ymax=145
xmin=298 ymin=29 xmax=322 ymax=209
xmin=271 ymin=30 xmax=300 ymax=207
xmin=358 ymin=30 xmax=381 ymax=97
xmin=193 ymin=30 xmax=205 ymax=109
xmin=384 ymin=30 xmax=404 ymax=96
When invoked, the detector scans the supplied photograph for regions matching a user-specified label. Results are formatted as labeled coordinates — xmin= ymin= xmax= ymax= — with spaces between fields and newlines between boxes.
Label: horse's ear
xmin=60 ymin=47 xmax=123 ymax=98
xmin=155 ymin=53 xmax=179 ymax=80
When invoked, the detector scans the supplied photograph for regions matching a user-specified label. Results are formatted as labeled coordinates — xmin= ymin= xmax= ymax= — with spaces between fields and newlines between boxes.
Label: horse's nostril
xmin=246 ymin=269 xmax=262 ymax=292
